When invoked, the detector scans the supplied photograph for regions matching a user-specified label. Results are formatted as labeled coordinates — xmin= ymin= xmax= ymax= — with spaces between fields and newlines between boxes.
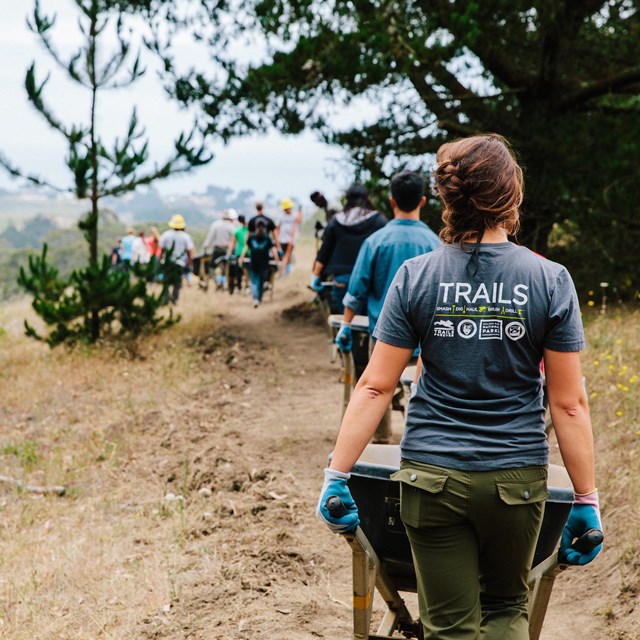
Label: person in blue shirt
xmin=335 ymin=171 xmax=441 ymax=442
xmin=240 ymin=220 xmax=281 ymax=308
xmin=120 ymin=228 xmax=137 ymax=269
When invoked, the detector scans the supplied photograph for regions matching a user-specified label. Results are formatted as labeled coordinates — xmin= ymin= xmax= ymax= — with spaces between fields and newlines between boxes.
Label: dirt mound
xmin=281 ymin=299 xmax=325 ymax=326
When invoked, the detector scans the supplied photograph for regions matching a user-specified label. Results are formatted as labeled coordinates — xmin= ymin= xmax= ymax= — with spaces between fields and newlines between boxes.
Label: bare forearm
xmin=342 ymin=306 xmax=356 ymax=324
xmin=550 ymin=402 xmax=596 ymax=495
xmin=330 ymin=384 xmax=394 ymax=472
xmin=312 ymin=260 xmax=324 ymax=277
xmin=329 ymin=341 xmax=413 ymax=473
xmin=544 ymin=349 xmax=596 ymax=496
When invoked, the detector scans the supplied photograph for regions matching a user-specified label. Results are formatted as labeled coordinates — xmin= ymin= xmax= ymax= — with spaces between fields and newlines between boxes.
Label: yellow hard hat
xmin=281 ymin=198 xmax=294 ymax=210
xmin=169 ymin=214 xmax=186 ymax=229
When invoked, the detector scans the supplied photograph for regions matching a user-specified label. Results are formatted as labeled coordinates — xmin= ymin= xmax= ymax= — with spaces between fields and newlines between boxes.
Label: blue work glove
xmin=310 ymin=275 xmax=324 ymax=292
xmin=316 ymin=468 xmax=360 ymax=534
xmin=560 ymin=493 xmax=603 ymax=565
xmin=335 ymin=322 xmax=352 ymax=353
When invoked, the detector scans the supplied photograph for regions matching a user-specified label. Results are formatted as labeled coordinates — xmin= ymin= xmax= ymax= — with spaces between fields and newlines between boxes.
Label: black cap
xmin=345 ymin=183 xmax=367 ymax=199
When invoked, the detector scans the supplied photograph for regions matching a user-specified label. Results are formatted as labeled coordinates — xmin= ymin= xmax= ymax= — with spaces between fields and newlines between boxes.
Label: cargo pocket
xmin=391 ymin=467 xmax=449 ymax=528
xmin=495 ymin=477 xmax=549 ymax=506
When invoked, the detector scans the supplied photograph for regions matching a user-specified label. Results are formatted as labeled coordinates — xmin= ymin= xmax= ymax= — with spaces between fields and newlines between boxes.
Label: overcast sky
xmin=0 ymin=3 xmax=348 ymax=205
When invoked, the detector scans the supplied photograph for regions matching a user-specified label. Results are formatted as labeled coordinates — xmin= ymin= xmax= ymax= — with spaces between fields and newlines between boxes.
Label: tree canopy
xmin=130 ymin=0 xmax=640 ymax=295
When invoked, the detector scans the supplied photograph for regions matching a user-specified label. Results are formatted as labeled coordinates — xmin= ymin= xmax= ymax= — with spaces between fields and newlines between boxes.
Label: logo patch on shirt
xmin=479 ymin=319 xmax=503 ymax=340
xmin=433 ymin=319 xmax=454 ymax=337
xmin=505 ymin=321 xmax=526 ymax=341
xmin=457 ymin=320 xmax=477 ymax=339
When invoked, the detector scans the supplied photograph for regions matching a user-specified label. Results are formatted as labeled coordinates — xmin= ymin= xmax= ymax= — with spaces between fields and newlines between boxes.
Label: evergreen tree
xmin=0 ymin=0 xmax=211 ymax=345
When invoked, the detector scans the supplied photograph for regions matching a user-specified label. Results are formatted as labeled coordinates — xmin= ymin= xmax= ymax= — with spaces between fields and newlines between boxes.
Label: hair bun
xmin=433 ymin=134 xmax=523 ymax=244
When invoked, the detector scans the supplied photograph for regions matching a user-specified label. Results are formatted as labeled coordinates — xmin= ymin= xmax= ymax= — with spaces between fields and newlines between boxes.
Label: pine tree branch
xmin=423 ymin=0 xmax=533 ymax=91
xmin=436 ymin=119 xmax=479 ymax=137
xmin=0 ymin=152 xmax=66 ymax=192
xmin=25 ymin=65 xmax=73 ymax=139
xmin=385 ymin=14 xmax=451 ymax=124
xmin=560 ymin=66 xmax=640 ymax=109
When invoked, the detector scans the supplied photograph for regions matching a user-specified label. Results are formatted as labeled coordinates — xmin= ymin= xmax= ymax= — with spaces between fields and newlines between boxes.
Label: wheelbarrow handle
xmin=338 ymin=333 xmax=350 ymax=346
xmin=328 ymin=499 xmax=603 ymax=549
xmin=570 ymin=528 xmax=604 ymax=553
xmin=325 ymin=495 xmax=348 ymax=517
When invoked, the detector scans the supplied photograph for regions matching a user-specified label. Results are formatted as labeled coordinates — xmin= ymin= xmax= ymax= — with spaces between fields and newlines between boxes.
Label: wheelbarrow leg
xmin=342 ymin=352 xmax=354 ymax=417
xmin=320 ymin=299 xmax=337 ymax=362
xmin=342 ymin=528 xmax=417 ymax=640
xmin=527 ymin=553 xmax=566 ymax=640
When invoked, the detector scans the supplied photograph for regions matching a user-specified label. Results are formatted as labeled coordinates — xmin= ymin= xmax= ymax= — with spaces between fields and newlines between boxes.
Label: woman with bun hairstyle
xmin=317 ymin=134 xmax=601 ymax=639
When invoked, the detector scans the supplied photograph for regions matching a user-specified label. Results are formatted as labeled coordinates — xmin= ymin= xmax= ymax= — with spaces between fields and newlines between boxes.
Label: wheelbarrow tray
xmin=348 ymin=444 xmax=574 ymax=594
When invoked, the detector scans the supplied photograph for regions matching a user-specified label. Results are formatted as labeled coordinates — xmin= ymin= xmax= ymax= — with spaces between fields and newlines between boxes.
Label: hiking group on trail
xmin=109 ymin=196 xmax=303 ymax=305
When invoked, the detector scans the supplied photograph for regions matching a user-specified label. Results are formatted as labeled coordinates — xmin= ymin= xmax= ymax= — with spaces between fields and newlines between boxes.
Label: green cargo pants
xmin=392 ymin=460 xmax=548 ymax=640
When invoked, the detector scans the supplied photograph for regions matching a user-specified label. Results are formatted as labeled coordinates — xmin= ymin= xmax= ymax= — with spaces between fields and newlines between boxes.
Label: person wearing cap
xmin=276 ymin=198 xmax=303 ymax=273
xmin=159 ymin=214 xmax=195 ymax=303
xmin=311 ymin=183 xmax=387 ymax=314
xmin=202 ymin=209 xmax=239 ymax=267
xmin=335 ymin=171 xmax=441 ymax=443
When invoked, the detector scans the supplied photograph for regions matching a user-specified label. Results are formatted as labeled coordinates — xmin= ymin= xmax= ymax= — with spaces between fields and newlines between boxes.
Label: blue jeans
xmin=249 ymin=267 xmax=270 ymax=302
xmin=329 ymin=273 xmax=351 ymax=314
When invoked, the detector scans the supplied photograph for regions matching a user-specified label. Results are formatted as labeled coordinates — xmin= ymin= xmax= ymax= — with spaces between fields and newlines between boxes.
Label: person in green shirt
xmin=227 ymin=214 xmax=249 ymax=293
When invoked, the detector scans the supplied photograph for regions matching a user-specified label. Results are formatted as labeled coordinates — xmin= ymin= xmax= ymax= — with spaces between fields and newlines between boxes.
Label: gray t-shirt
xmin=373 ymin=242 xmax=585 ymax=471
xmin=159 ymin=229 xmax=194 ymax=267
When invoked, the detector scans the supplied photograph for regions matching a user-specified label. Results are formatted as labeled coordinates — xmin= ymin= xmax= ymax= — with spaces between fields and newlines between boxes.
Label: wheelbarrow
xmin=328 ymin=317 xmax=416 ymax=421
xmin=307 ymin=282 xmax=348 ymax=363
xmin=241 ymin=257 xmax=279 ymax=301
xmin=327 ymin=444 xmax=603 ymax=640
xmin=328 ymin=314 xmax=371 ymax=414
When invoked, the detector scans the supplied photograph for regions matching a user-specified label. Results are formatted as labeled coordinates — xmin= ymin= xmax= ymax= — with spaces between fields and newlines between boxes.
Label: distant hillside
xmin=0 ymin=215 xmax=57 ymax=249
xmin=0 ymin=184 xmax=288 ymax=233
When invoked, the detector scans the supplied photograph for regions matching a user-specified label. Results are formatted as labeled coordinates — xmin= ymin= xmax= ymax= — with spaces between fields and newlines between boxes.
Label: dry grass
xmin=579 ymin=308 xmax=640 ymax=633
xmin=0 ymin=243 xmax=350 ymax=640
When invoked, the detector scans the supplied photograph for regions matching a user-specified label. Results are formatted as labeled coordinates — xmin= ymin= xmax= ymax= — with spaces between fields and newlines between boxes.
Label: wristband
xmin=574 ymin=488 xmax=597 ymax=497
xmin=574 ymin=489 xmax=599 ymax=506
